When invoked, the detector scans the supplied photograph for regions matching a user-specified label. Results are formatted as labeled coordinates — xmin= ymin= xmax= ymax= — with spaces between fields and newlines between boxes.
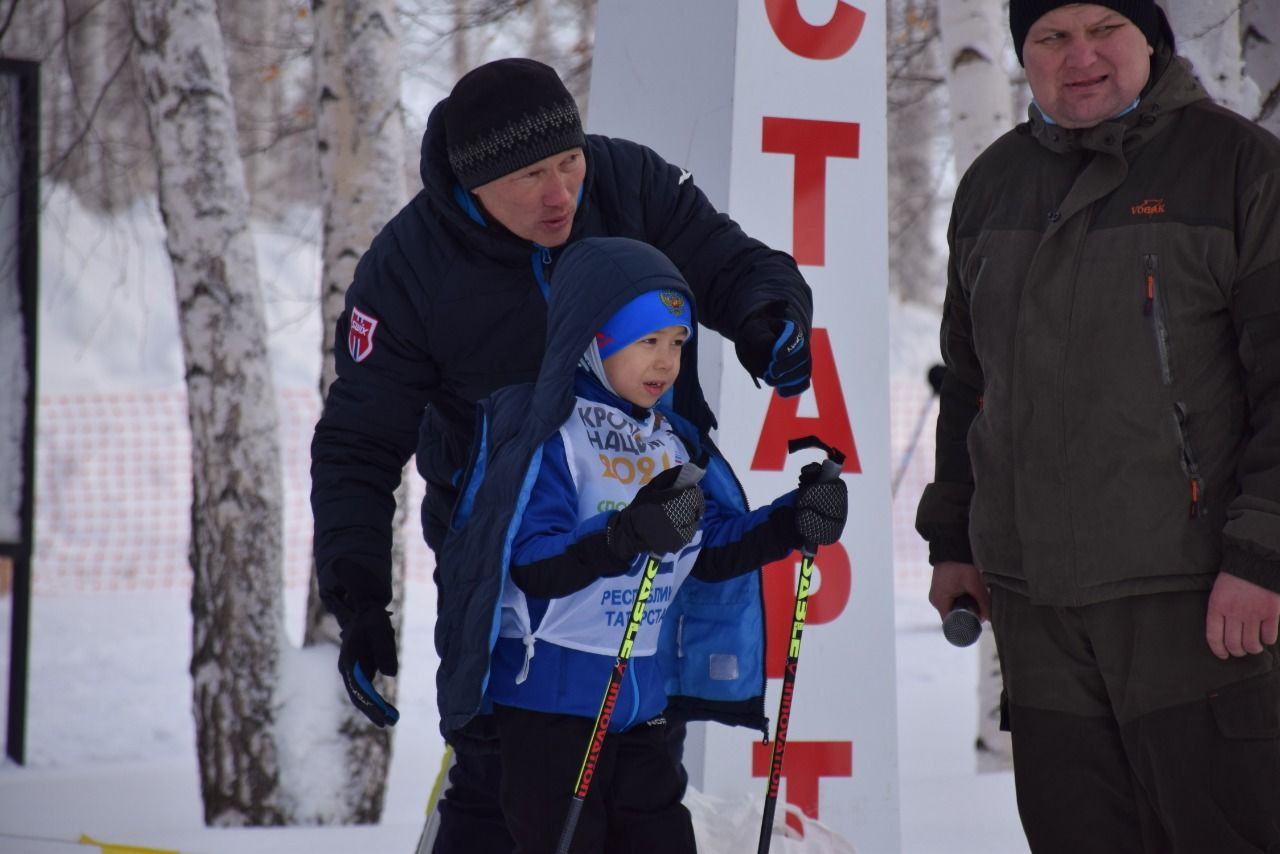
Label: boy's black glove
xmin=794 ymin=462 xmax=847 ymax=547
xmin=338 ymin=608 xmax=401 ymax=727
xmin=606 ymin=464 xmax=706 ymax=560
xmin=735 ymin=305 xmax=811 ymax=398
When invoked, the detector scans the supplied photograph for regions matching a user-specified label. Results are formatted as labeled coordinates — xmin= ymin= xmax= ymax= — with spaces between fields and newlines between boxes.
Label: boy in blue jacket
xmin=436 ymin=236 xmax=846 ymax=853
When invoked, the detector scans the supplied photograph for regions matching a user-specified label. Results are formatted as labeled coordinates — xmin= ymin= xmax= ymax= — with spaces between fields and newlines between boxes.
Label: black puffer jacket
xmin=312 ymin=99 xmax=810 ymax=618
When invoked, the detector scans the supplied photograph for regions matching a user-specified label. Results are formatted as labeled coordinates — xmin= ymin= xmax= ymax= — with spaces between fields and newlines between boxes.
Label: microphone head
xmin=942 ymin=607 xmax=982 ymax=647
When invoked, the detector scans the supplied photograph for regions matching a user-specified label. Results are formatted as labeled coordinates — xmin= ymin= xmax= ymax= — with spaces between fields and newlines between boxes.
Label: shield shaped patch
xmin=348 ymin=306 xmax=379 ymax=363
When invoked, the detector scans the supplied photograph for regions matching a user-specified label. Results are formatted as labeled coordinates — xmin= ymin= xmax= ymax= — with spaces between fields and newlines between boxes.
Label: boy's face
xmin=603 ymin=324 xmax=687 ymax=409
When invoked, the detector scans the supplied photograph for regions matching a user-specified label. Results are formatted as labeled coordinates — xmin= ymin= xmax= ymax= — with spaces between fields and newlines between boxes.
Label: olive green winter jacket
xmin=916 ymin=50 xmax=1280 ymax=606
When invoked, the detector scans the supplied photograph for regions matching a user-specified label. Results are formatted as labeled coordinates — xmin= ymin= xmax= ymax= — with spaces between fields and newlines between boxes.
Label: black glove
xmin=338 ymin=608 xmax=401 ymax=727
xmin=794 ymin=461 xmax=848 ymax=548
xmin=606 ymin=465 xmax=706 ymax=560
xmin=734 ymin=306 xmax=811 ymax=398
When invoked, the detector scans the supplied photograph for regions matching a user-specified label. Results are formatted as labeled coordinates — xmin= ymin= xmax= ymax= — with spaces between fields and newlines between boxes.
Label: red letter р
xmin=765 ymin=0 xmax=865 ymax=59
xmin=764 ymin=543 xmax=851 ymax=678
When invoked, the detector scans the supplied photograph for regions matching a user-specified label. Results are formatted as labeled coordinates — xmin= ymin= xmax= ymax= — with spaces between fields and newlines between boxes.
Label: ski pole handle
xmin=669 ymin=461 xmax=705 ymax=490
xmin=787 ymin=436 xmax=846 ymax=557
xmin=556 ymin=798 xmax=586 ymax=854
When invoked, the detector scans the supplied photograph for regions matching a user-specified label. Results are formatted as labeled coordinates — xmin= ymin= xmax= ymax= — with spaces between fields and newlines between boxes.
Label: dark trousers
xmin=432 ymin=747 xmax=517 ymax=854
xmin=491 ymin=703 xmax=696 ymax=854
xmin=432 ymin=716 xmax=689 ymax=854
xmin=991 ymin=586 xmax=1280 ymax=854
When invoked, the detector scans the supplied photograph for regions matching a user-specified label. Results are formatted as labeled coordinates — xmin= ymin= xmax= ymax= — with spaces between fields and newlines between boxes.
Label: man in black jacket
xmin=311 ymin=58 xmax=814 ymax=852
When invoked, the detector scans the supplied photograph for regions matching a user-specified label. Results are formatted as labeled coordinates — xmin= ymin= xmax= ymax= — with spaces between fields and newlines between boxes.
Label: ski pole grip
xmin=815 ymin=456 xmax=843 ymax=483
xmin=556 ymin=798 xmax=585 ymax=854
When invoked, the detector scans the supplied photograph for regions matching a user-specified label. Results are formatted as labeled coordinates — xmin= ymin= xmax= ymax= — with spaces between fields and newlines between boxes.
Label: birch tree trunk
xmin=529 ymin=0 xmax=551 ymax=64
xmin=303 ymin=0 xmax=409 ymax=822
xmin=220 ymin=0 xmax=282 ymax=206
xmin=939 ymin=0 xmax=1012 ymax=175
xmin=887 ymin=0 xmax=947 ymax=306
xmin=453 ymin=0 xmax=472 ymax=81
xmin=65 ymin=0 xmax=115 ymax=209
xmin=1243 ymin=0 xmax=1280 ymax=135
xmin=938 ymin=0 xmax=1016 ymax=774
xmin=1162 ymin=0 xmax=1259 ymax=117
xmin=130 ymin=0 xmax=289 ymax=825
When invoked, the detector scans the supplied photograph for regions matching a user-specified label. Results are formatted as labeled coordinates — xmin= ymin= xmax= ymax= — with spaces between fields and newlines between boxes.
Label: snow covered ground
xmin=0 ymin=590 xmax=1026 ymax=854
xmin=0 ymin=191 xmax=1029 ymax=853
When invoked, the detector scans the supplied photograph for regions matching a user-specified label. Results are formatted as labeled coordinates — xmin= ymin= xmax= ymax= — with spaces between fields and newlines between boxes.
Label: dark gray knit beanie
xmin=444 ymin=58 xmax=586 ymax=190
xmin=1010 ymin=0 xmax=1163 ymax=65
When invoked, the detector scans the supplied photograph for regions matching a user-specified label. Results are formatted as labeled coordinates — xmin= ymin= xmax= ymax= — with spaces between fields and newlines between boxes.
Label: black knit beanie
xmin=1010 ymin=0 xmax=1162 ymax=65
xmin=444 ymin=58 xmax=586 ymax=191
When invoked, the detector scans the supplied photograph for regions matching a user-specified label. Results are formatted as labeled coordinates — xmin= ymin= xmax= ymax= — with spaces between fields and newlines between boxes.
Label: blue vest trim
xmin=478 ymin=444 xmax=545 ymax=701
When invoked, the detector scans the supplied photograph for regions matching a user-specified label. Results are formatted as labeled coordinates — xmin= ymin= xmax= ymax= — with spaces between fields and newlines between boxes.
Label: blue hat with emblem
xmin=595 ymin=289 xmax=693 ymax=360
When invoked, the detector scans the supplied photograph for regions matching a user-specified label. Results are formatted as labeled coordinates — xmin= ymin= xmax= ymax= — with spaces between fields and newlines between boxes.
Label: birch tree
xmin=938 ymin=0 xmax=1015 ymax=774
xmin=1242 ymin=0 xmax=1280 ymax=136
xmin=0 ymin=0 xmax=153 ymax=211
xmin=1162 ymin=0 xmax=1259 ymax=118
xmin=129 ymin=0 xmax=290 ymax=824
xmin=939 ymin=0 xmax=1012 ymax=175
xmin=887 ymin=0 xmax=947 ymax=306
xmin=303 ymin=0 xmax=409 ymax=822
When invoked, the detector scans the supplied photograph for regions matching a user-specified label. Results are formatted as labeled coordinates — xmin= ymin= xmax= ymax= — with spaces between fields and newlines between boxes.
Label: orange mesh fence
xmin=30 ymin=382 xmax=933 ymax=596
xmin=32 ymin=388 xmax=432 ymax=595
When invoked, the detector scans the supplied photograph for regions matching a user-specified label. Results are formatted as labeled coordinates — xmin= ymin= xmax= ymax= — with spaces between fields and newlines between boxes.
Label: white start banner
xmin=588 ymin=1 xmax=899 ymax=850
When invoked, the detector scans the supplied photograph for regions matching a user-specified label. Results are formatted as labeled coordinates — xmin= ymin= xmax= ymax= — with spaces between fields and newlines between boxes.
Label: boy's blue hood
xmin=527 ymin=237 xmax=708 ymax=434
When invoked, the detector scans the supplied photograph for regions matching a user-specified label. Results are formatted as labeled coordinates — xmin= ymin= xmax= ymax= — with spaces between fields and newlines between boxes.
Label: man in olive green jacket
xmin=916 ymin=1 xmax=1280 ymax=850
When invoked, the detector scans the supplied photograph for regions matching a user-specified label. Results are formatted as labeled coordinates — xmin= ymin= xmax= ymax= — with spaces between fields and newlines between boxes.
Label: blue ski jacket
xmin=437 ymin=238 xmax=799 ymax=746
xmin=311 ymin=100 xmax=811 ymax=624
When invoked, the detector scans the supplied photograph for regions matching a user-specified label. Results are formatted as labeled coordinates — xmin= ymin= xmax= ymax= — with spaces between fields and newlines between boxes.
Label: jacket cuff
xmin=1221 ymin=544 xmax=1280 ymax=595
xmin=319 ymin=557 xmax=393 ymax=628
xmin=927 ymin=536 xmax=974 ymax=566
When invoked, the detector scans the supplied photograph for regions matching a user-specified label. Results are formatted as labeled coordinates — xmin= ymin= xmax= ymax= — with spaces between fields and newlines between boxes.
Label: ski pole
xmin=757 ymin=436 xmax=845 ymax=854
xmin=891 ymin=364 xmax=944 ymax=499
xmin=555 ymin=463 xmax=705 ymax=854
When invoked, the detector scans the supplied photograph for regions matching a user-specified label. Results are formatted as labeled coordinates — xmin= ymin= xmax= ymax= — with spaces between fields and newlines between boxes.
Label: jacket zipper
xmin=1144 ymin=254 xmax=1204 ymax=517
xmin=1144 ymin=254 xmax=1173 ymax=385
xmin=1173 ymin=402 xmax=1206 ymax=518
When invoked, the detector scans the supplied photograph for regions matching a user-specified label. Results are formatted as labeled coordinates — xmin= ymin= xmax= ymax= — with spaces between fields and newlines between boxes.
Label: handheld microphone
xmin=943 ymin=594 xmax=982 ymax=647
